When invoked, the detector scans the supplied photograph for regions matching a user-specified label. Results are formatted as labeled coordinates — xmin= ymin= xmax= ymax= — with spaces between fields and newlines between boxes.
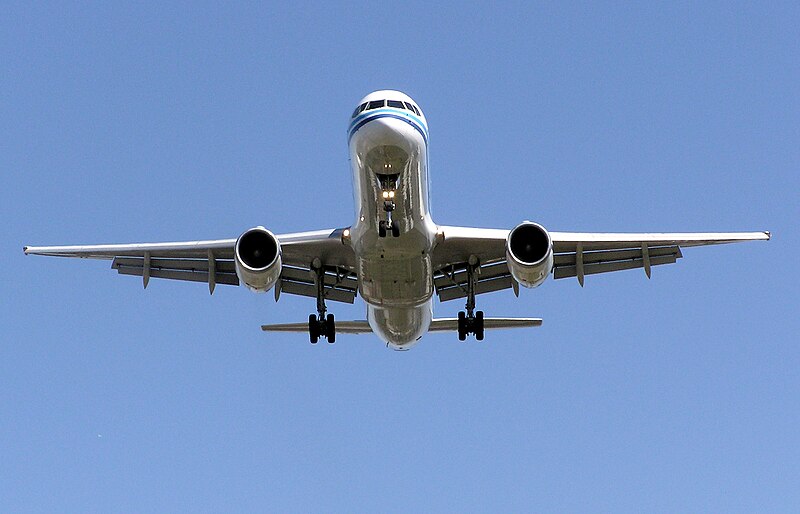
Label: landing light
xmin=382 ymin=191 xmax=389 ymax=199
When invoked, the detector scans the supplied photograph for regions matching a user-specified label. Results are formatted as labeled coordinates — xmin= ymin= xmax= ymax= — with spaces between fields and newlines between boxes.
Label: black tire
xmin=391 ymin=223 xmax=400 ymax=238
xmin=378 ymin=221 xmax=387 ymax=238
xmin=326 ymin=313 xmax=336 ymax=343
xmin=457 ymin=311 xmax=467 ymax=341
xmin=309 ymin=314 xmax=319 ymax=344
xmin=475 ymin=311 xmax=484 ymax=341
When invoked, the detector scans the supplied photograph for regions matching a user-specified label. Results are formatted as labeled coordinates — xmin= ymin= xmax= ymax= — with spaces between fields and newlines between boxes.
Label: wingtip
xmin=23 ymin=246 xmax=30 ymax=255
xmin=765 ymin=231 xmax=771 ymax=240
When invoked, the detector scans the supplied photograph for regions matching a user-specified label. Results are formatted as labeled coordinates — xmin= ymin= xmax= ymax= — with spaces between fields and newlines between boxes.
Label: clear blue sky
xmin=2 ymin=2 xmax=798 ymax=512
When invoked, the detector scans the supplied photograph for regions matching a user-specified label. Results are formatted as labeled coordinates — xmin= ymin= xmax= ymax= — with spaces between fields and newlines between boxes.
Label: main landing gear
xmin=378 ymin=174 xmax=400 ymax=238
xmin=457 ymin=258 xmax=485 ymax=341
xmin=308 ymin=260 xmax=335 ymax=344
xmin=308 ymin=312 xmax=335 ymax=344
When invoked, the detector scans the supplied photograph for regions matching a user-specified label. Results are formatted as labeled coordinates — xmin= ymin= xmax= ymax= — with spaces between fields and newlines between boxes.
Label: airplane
xmin=24 ymin=90 xmax=770 ymax=350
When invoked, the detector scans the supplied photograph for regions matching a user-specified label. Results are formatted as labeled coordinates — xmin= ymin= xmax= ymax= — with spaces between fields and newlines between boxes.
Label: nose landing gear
xmin=378 ymin=174 xmax=400 ymax=238
xmin=379 ymin=219 xmax=400 ymax=238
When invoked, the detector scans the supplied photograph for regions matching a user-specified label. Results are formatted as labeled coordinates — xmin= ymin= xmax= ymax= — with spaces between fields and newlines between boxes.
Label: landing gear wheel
xmin=391 ymin=223 xmax=400 ymax=238
xmin=310 ymin=263 xmax=336 ymax=344
xmin=326 ymin=313 xmax=336 ymax=343
xmin=475 ymin=311 xmax=485 ymax=341
xmin=309 ymin=314 xmax=319 ymax=344
xmin=455 ymin=260 xmax=488 ymax=341
xmin=378 ymin=220 xmax=387 ymax=238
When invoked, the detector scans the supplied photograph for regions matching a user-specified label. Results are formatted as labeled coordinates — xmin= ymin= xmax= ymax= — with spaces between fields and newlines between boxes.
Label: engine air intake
xmin=509 ymin=223 xmax=550 ymax=265
xmin=506 ymin=222 xmax=554 ymax=289
xmin=237 ymin=228 xmax=279 ymax=270
xmin=235 ymin=227 xmax=282 ymax=292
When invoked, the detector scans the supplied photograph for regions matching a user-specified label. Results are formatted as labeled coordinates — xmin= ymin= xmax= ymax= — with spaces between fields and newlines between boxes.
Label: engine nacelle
xmin=234 ymin=227 xmax=282 ymax=293
xmin=506 ymin=222 xmax=554 ymax=288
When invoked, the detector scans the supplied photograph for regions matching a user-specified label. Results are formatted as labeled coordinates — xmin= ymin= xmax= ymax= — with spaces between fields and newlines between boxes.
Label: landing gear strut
xmin=308 ymin=260 xmax=335 ymax=343
xmin=457 ymin=258 xmax=485 ymax=341
xmin=378 ymin=174 xmax=400 ymax=238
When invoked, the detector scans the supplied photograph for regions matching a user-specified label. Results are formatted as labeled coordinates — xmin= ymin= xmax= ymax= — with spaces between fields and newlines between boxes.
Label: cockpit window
xmin=356 ymin=99 xmax=421 ymax=117
xmin=352 ymin=102 xmax=368 ymax=118
xmin=404 ymin=102 xmax=420 ymax=116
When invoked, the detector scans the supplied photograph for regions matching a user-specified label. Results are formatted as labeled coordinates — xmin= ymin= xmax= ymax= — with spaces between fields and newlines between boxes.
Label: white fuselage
xmin=347 ymin=91 xmax=438 ymax=349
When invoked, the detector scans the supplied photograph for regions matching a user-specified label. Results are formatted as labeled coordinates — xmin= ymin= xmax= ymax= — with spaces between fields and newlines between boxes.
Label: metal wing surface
xmin=24 ymin=228 xmax=358 ymax=301
xmin=431 ymin=225 xmax=770 ymax=299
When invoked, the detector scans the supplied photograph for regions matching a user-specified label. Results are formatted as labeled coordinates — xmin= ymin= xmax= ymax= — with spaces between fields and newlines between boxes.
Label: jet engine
xmin=505 ymin=221 xmax=553 ymax=288
xmin=234 ymin=227 xmax=282 ymax=292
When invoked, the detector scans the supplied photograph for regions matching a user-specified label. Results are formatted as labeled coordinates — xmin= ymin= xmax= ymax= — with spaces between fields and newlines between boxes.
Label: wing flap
xmin=277 ymin=264 xmax=358 ymax=304
xmin=437 ymin=274 xmax=515 ymax=302
xmin=113 ymin=256 xmax=238 ymax=273
xmin=110 ymin=257 xmax=358 ymax=302
xmin=433 ymin=261 xmax=510 ymax=289
xmin=279 ymin=264 xmax=358 ymax=290
xmin=552 ymin=245 xmax=680 ymax=266
xmin=111 ymin=256 xmax=240 ymax=288
xmin=553 ymin=252 xmax=680 ymax=280
xmin=434 ymin=261 xmax=515 ymax=303
xmin=115 ymin=264 xmax=240 ymax=286
xmin=278 ymin=280 xmax=356 ymax=304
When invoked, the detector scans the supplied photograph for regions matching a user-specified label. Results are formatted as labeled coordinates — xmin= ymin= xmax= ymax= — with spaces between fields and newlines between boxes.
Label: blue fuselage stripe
xmin=348 ymin=109 xmax=429 ymax=145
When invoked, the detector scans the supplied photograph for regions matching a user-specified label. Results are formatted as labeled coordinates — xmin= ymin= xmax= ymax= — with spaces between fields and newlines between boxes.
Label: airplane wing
xmin=24 ymin=228 xmax=358 ymax=301
xmin=431 ymin=226 xmax=770 ymax=300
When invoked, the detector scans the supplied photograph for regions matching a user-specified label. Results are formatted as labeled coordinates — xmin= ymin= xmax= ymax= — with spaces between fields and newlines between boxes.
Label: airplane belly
xmin=358 ymin=253 xmax=433 ymax=308
xmin=367 ymin=302 xmax=432 ymax=350
xmin=347 ymin=97 xmax=438 ymax=347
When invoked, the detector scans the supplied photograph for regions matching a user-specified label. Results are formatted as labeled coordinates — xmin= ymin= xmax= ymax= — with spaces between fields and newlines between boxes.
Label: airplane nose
xmin=353 ymin=113 xmax=427 ymax=149
xmin=362 ymin=116 xmax=411 ymax=146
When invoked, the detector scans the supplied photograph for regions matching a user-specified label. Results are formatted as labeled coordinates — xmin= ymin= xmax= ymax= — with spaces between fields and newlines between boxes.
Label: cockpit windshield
xmin=352 ymin=98 xmax=423 ymax=118
xmin=351 ymin=102 xmax=368 ymax=117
